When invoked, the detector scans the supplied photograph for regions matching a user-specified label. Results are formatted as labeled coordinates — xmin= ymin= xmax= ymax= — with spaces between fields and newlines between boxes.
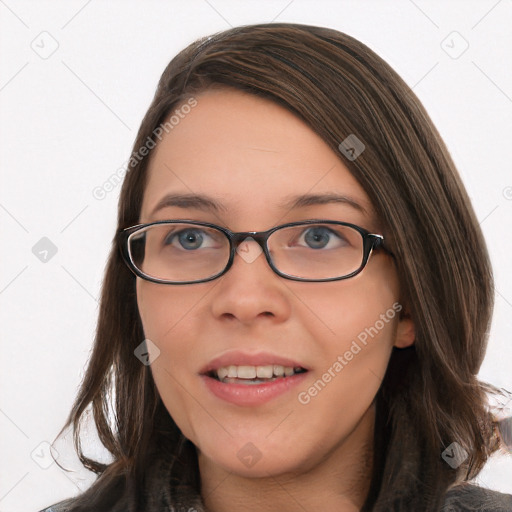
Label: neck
xmin=199 ymin=404 xmax=375 ymax=512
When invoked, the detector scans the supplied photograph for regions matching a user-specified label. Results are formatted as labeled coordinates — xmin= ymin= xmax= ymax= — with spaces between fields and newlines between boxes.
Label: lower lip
xmin=201 ymin=373 xmax=309 ymax=406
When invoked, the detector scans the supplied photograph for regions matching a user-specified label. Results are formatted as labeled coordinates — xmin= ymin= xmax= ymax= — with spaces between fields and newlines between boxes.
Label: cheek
xmin=294 ymin=265 xmax=400 ymax=405
xmin=295 ymin=305 xmax=400 ymax=442
xmin=293 ymin=264 xmax=400 ymax=351
xmin=136 ymin=280 xmax=205 ymax=379
xmin=137 ymin=279 xmax=172 ymax=337
xmin=136 ymin=279 xmax=207 ymax=440
xmin=136 ymin=279 xmax=203 ymax=340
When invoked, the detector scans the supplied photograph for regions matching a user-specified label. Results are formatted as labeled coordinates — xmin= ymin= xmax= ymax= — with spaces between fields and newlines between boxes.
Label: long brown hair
xmin=57 ymin=23 xmax=506 ymax=511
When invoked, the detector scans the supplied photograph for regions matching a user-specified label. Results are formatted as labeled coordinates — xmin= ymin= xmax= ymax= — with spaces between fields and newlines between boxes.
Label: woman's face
xmin=136 ymin=89 xmax=414 ymax=479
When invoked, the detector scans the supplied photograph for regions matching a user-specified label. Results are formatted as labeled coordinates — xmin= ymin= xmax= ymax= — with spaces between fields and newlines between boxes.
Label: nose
xmin=209 ymin=238 xmax=291 ymax=325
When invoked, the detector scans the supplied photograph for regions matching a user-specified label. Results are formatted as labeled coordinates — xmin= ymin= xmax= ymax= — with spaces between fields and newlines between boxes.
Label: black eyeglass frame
xmin=117 ymin=219 xmax=391 ymax=285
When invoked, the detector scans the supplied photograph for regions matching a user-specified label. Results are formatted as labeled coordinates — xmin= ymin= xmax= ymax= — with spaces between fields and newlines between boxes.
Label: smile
xmin=211 ymin=364 xmax=307 ymax=384
xmin=200 ymin=352 xmax=310 ymax=406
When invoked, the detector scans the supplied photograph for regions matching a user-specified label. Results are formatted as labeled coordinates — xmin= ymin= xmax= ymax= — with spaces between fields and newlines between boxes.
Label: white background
xmin=1 ymin=1 xmax=511 ymax=511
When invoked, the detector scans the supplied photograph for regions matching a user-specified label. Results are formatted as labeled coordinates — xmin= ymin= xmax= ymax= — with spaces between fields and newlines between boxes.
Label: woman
xmin=40 ymin=23 xmax=512 ymax=512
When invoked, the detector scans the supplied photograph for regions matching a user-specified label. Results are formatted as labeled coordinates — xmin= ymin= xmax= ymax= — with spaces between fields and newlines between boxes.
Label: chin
xmin=199 ymin=447 xmax=303 ymax=479
xmin=195 ymin=431 xmax=319 ymax=480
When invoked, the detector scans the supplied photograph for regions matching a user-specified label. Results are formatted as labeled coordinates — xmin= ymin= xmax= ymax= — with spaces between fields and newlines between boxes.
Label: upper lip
xmin=200 ymin=350 xmax=310 ymax=375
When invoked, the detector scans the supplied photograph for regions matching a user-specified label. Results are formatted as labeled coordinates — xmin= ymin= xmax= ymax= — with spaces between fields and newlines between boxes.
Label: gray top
xmin=39 ymin=483 xmax=512 ymax=512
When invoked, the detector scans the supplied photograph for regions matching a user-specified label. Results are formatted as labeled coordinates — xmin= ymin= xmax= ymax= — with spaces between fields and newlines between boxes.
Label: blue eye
xmin=298 ymin=226 xmax=348 ymax=249
xmin=165 ymin=228 xmax=205 ymax=250
xmin=163 ymin=227 xmax=221 ymax=251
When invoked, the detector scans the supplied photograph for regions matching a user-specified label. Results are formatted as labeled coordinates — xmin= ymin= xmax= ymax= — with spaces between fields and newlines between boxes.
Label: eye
xmin=295 ymin=225 xmax=349 ymax=250
xmin=164 ymin=227 xmax=217 ymax=251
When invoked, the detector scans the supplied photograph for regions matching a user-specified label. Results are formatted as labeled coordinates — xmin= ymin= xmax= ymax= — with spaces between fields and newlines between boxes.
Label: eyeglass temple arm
xmin=370 ymin=234 xmax=394 ymax=258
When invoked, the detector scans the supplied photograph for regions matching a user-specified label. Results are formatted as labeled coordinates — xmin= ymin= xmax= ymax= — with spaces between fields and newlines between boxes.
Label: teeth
xmin=284 ymin=366 xmax=295 ymax=377
xmin=214 ymin=364 xmax=303 ymax=380
xmin=256 ymin=365 xmax=273 ymax=378
xmin=217 ymin=367 xmax=229 ymax=380
xmin=273 ymin=365 xmax=284 ymax=377
xmin=237 ymin=365 xmax=256 ymax=379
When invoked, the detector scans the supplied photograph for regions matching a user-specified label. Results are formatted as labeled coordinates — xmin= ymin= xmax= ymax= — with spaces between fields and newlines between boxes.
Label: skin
xmin=136 ymin=89 xmax=415 ymax=512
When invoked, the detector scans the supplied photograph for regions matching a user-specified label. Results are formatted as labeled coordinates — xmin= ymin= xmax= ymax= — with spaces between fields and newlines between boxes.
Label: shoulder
xmin=39 ymin=484 xmax=512 ymax=512
xmin=442 ymin=483 xmax=512 ymax=512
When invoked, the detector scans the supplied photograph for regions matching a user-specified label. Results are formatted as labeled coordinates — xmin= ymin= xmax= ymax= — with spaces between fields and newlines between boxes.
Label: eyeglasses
xmin=118 ymin=219 xmax=390 ymax=285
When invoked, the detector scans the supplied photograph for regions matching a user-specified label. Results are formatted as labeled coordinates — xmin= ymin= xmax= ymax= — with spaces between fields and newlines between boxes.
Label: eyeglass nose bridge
xmin=226 ymin=230 xmax=276 ymax=270
xmin=212 ymin=229 xmax=276 ymax=279
xmin=222 ymin=228 xmax=287 ymax=280
xmin=228 ymin=230 xmax=272 ymax=251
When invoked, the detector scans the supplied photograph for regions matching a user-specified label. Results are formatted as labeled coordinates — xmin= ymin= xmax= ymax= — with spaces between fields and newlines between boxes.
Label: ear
xmin=394 ymin=308 xmax=415 ymax=348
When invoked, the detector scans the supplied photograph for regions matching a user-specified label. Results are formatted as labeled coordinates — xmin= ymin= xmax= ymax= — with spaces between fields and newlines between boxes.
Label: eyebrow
xmin=150 ymin=192 xmax=367 ymax=217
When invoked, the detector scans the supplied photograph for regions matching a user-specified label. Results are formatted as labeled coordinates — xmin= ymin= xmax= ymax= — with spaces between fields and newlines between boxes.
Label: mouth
xmin=200 ymin=351 xmax=310 ymax=405
xmin=206 ymin=364 xmax=308 ymax=385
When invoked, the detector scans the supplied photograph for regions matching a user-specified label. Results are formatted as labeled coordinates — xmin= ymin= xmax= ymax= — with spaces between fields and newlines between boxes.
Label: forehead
xmin=141 ymin=89 xmax=375 ymax=228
